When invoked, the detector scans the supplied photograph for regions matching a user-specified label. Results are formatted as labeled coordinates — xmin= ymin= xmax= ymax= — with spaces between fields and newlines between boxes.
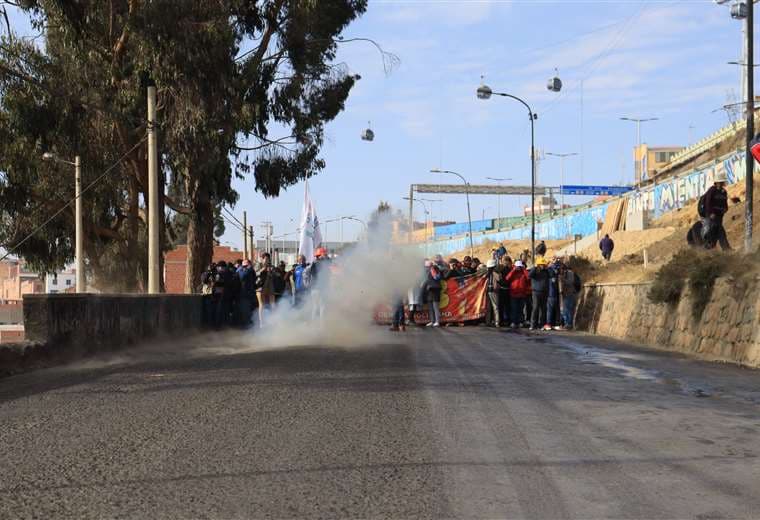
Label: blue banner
xmin=561 ymin=185 xmax=633 ymax=196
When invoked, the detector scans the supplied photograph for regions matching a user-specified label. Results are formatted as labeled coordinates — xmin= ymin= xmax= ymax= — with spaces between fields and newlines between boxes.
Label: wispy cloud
xmin=377 ymin=0 xmax=500 ymax=26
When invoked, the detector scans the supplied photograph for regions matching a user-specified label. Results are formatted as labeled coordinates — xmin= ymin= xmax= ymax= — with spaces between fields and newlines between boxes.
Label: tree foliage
xmin=0 ymin=0 xmax=368 ymax=291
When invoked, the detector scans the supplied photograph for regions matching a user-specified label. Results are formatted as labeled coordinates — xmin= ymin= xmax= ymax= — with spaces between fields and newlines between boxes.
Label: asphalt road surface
xmin=2 ymin=327 xmax=760 ymax=519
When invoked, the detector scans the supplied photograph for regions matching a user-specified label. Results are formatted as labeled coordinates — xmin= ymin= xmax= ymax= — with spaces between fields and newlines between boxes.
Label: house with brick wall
xmin=164 ymin=245 xmax=246 ymax=294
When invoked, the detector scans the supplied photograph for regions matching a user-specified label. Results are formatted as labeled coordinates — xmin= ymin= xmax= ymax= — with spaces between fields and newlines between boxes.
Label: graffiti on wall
xmin=627 ymin=151 xmax=746 ymax=218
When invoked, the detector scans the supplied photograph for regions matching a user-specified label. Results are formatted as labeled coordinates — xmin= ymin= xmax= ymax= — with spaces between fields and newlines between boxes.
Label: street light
xmin=486 ymin=177 xmax=512 ymax=227
xmin=545 ymin=151 xmax=578 ymax=213
xmin=403 ymin=197 xmax=441 ymax=243
xmin=620 ymin=117 xmax=659 ymax=185
xmin=477 ymin=80 xmax=542 ymax=261
xmin=430 ymin=168 xmax=473 ymax=257
xmin=42 ymin=152 xmax=84 ymax=292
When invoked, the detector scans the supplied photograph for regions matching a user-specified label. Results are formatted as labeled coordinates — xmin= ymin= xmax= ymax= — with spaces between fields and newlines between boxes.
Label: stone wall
xmin=575 ymin=277 xmax=760 ymax=368
xmin=23 ymin=293 xmax=202 ymax=351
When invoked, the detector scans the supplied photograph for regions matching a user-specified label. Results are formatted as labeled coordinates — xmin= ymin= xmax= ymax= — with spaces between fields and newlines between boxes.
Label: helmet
xmin=486 ymin=259 xmax=497 ymax=268
xmin=714 ymin=171 xmax=728 ymax=183
xmin=514 ymin=260 xmax=524 ymax=268
xmin=315 ymin=247 xmax=327 ymax=258
xmin=536 ymin=256 xmax=548 ymax=266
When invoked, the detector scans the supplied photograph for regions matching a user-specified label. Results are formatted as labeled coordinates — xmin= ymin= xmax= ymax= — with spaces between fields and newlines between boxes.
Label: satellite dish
xmin=547 ymin=68 xmax=562 ymax=92
xmin=361 ymin=121 xmax=374 ymax=141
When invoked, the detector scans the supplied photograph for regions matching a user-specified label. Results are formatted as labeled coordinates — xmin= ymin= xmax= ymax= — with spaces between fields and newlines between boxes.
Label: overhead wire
xmin=0 ymin=135 xmax=148 ymax=263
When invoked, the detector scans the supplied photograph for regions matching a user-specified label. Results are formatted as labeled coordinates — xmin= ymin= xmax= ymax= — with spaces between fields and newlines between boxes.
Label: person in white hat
xmin=701 ymin=170 xmax=731 ymax=250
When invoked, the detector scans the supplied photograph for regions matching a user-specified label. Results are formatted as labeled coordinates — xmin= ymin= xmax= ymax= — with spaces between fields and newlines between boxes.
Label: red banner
xmin=375 ymin=272 xmax=489 ymax=324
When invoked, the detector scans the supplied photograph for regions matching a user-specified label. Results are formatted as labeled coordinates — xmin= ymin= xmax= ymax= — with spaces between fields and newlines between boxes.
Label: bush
xmin=648 ymin=249 xmax=728 ymax=318
xmin=688 ymin=258 xmax=725 ymax=319
xmin=566 ymin=255 xmax=594 ymax=278
xmin=647 ymin=250 xmax=690 ymax=305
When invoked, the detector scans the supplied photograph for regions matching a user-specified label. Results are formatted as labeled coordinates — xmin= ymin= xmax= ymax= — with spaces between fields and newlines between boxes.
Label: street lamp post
xmin=403 ymin=197 xmax=441 ymax=243
xmin=620 ymin=117 xmax=658 ymax=185
xmin=477 ymin=83 xmax=540 ymax=261
xmin=486 ymin=177 xmax=512 ymax=228
xmin=546 ymin=151 xmax=578 ymax=211
xmin=430 ymin=169 xmax=474 ymax=257
xmin=42 ymin=152 xmax=84 ymax=292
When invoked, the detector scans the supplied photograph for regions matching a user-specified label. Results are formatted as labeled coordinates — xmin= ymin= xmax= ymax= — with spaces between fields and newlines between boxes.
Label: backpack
xmin=573 ymin=272 xmax=582 ymax=293
xmin=697 ymin=193 xmax=707 ymax=218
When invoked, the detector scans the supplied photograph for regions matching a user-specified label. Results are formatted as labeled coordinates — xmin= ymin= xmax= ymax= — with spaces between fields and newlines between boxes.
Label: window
xmin=654 ymin=151 xmax=678 ymax=163
xmin=65 ymin=279 xmax=72 ymax=286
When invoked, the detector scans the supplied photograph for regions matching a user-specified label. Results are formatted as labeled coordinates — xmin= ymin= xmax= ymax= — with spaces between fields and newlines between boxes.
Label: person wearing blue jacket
xmin=293 ymin=255 xmax=309 ymax=308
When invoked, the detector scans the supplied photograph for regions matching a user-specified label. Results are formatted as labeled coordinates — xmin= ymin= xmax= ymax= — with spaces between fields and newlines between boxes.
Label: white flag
xmin=298 ymin=181 xmax=323 ymax=262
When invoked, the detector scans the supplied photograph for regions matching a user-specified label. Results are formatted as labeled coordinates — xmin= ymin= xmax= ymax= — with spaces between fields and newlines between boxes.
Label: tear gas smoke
xmin=253 ymin=211 xmax=423 ymax=348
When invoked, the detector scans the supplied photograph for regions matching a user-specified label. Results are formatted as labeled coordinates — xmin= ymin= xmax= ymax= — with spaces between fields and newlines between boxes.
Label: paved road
xmin=2 ymin=328 xmax=760 ymax=519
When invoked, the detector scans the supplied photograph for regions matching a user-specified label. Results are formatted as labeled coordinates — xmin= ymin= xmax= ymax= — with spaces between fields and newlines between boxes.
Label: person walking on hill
xmin=504 ymin=260 xmax=530 ymax=329
xmin=536 ymin=240 xmax=547 ymax=257
xmin=529 ymin=257 xmax=550 ymax=331
xmin=599 ymin=234 xmax=614 ymax=261
xmin=701 ymin=172 xmax=731 ymax=250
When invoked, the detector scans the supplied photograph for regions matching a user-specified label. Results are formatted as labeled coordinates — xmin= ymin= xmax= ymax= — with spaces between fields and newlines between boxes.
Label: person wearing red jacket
xmin=504 ymin=260 xmax=531 ymax=329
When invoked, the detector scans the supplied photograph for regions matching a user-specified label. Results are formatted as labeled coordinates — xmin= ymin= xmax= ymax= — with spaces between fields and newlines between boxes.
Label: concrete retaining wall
xmin=23 ymin=293 xmax=202 ymax=348
xmin=0 ymin=294 xmax=202 ymax=376
xmin=575 ymin=278 xmax=760 ymax=368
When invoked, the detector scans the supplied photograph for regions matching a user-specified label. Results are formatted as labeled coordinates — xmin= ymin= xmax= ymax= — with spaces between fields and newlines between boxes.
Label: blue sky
xmin=7 ymin=1 xmax=756 ymax=246
xmin=232 ymin=0 xmax=754 ymax=246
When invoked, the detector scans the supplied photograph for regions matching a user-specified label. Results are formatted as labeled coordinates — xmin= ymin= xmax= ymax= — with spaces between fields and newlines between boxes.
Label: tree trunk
xmin=185 ymin=180 xmax=214 ymax=294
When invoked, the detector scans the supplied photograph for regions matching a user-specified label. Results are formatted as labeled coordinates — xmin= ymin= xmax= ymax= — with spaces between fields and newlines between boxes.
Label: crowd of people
xmin=391 ymin=247 xmax=582 ymax=332
xmin=199 ymin=247 xmax=332 ymax=329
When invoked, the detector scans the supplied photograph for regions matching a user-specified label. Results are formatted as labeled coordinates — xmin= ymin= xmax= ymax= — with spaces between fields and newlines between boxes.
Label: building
xmin=634 ymin=145 xmax=684 ymax=184
xmin=164 ymin=245 xmax=246 ymax=294
xmin=44 ymin=268 xmax=77 ymax=294
xmin=1 ymin=259 xmax=44 ymax=303
xmin=523 ymin=195 xmax=569 ymax=217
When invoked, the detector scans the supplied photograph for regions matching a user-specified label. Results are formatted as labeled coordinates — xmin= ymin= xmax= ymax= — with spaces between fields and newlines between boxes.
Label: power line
xmin=0 ymin=135 xmax=148 ymax=263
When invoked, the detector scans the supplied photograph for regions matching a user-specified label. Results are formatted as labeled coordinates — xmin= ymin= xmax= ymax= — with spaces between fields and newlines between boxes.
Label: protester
xmin=200 ymin=263 xmax=216 ymax=326
xmin=546 ymin=257 xmax=562 ymax=330
xmin=599 ymin=234 xmax=614 ymax=261
xmin=293 ymin=255 xmax=310 ymax=307
xmin=485 ymin=259 xmax=501 ymax=327
xmin=446 ymin=258 xmax=463 ymax=279
xmin=536 ymin=240 xmax=547 ymax=257
xmin=504 ymin=259 xmax=530 ymax=329
xmin=529 ymin=256 xmax=550 ymax=330
xmin=272 ymin=261 xmax=287 ymax=303
xmin=461 ymin=256 xmax=475 ymax=275
xmin=310 ymin=247 xmax=330 ymax=322
xmin=255 ymin=252 xmax=275 ymax=328
xmin=497 ymin=255 xmax=512 ymax=325
xmin=558 ymin=263 xmax=580 ymax=330
xmin=423 ymin=262 xmax=442 ymax=327
xmin=211 ymin=261 xmax=232 ymax=329
xmin=236 ymin=260 xmax=256 ymax=327
xmin=495 ymin=243 xmax=507 ymax=260
xmin=225 ymin=260 xmax=241 ymax=325
xmin=701 ymin=172 xmax=731 ymax=250
xmin=472 ymin=257 xmax=483 ymax=272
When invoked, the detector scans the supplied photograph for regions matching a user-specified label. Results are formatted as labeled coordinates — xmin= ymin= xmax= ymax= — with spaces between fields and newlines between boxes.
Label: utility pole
xmin=746 ymin=0 xmax=754 ymax=253
xmin=408 ymin=185 xmax=414 ymax=243
xmin=243 ymin=211 xmax=248 ymax=260
xmin=147 ymin=84 xmax=160 ymax=294
xmin=74 ymin=156 xmax=84 ymax=292
xmin=248 ymin=225 xmax=254 ymax=260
